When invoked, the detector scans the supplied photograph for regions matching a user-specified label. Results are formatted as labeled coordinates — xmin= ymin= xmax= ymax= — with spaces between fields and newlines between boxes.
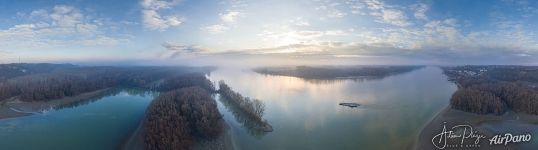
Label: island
xmin=253 ymin=65 xmax=423 ymax=80
xmin=218 ymin=81 xmax=272 ymax=133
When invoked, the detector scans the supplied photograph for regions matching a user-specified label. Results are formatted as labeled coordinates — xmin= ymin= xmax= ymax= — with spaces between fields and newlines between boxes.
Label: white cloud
xmin=289 ymin=17 xmax=310 ymax=26
xmin=325 ymin=30 xmax=348 ymax=36
xmin=0 ymin=5 xmax=128 ymax=49
xmin=140 ymin=0 xmax=183 ymax=31
xmin=154 ymin=0 xmax=538 ymax=64
xmin=327 ymin=9 xmax=347 ymax=18
xmin=364 ymin=0 xmax=411 ymax=26
xmin=382 ymin=9 xmax=410 ymax=26
xmin=347 ymin=0 xmax=366 ymax=15
xmin=80 ymin=35 xmax=128 ymax=46
xmin=203 ymin=24 xmax=230 ymax=34
xmin=257 ymin=30 xmax=324 ymax=43
xmin=411 ymin=3 xmax=428 ymax=20
xmin=220 ymin=11 xmax=241 ymax=24
xmin=314 ymin=1 xmax=348 ymax=19
xmin=30 ymin=9 xmax=48 ymax=18
xmin=161 ymin=42 xmax=207 ymax=58
xmin=365 ymin=0 xmax=384 ymax=10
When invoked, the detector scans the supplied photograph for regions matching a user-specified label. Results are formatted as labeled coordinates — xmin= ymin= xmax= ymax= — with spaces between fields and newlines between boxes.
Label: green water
xmin=211 ymin=67 xmax=457 ymax=149
xmin=0 ymin=89 xmax=156 ymax=150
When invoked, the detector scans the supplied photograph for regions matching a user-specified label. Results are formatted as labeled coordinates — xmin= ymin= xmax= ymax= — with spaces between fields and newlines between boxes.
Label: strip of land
xmin=0 ymin=88 xmax=111 ymax=119
xmin=253 ymin=65 xmax=423 ymax=80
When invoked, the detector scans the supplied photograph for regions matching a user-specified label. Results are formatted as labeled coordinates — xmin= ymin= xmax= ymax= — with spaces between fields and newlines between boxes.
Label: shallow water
xmin=210 ymin=66 xmax=457 ymax=150
xmin=0 ymin=89 xmax=156 ymax=150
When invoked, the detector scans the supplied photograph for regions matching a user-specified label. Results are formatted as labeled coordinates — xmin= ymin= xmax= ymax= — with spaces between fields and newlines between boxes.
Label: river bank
xmin=0 ymin=88 xmax=112 ymax=119
xmin=416 ymin=106 xmax=538 ymax=150
xmin=121 ymin=114 xmax=146 ymax=150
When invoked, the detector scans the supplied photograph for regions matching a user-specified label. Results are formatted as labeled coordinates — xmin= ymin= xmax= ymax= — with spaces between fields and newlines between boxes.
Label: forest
xmin=143 ymin=87 xmax=223 ymax=150
xmin=153 ymin=73 xmax=215 ymax=92
xmin=443 ymin=66 xmax=538 ymax=115
xmin=218 ymin=81 xmax=271 ymax=132
xmin=253 ymin=65 xmax=423 ymax=79
xmin=0 ymin=63 xmax=214 ymax=102
xmin=0 ymin=63 xmax=76 ymax=81
xmin=1 ymin=63 xmax=269 ymax=150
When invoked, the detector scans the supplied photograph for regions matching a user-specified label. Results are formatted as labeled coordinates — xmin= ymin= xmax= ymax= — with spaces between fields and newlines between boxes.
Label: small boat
xmin=339 ymin=102 xmax=360 ymax=107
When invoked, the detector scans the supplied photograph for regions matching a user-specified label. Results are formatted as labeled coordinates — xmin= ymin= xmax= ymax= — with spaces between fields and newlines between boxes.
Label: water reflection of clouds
xmin=209 ymin=67 xmax=457 ymax=149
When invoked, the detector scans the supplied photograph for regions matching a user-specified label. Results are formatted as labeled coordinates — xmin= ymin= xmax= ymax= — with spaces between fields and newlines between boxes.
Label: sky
xmin=0 ymin=0 xmax=538 ymax=66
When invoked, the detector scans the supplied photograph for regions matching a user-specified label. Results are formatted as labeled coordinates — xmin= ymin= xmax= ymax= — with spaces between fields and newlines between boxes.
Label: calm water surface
xmin=210 ymin=67 xmax=457 ymax=150
xmin=0 ymin=67 xmax=457 ymax=150
xmin=0 ymin=89 xmax=156 ymax=150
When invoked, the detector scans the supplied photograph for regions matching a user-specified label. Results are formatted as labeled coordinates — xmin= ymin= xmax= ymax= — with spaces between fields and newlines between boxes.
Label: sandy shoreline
xmin=0 ymin=88 xmax=112 ymax=120
xmin=416 ymin=106 xmax=538 ymax=150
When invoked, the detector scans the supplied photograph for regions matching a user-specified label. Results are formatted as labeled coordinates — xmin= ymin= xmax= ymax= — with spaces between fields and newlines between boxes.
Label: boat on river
xmin=339 ymin=103 xmax=360 ymax=108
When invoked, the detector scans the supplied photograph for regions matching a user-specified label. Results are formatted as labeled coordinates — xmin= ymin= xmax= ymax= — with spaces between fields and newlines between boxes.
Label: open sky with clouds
xmin=1 ymin=0 xmax=538 ymax=66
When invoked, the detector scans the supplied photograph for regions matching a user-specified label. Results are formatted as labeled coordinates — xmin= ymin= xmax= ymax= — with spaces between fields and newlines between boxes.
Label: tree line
xmin=253 ymin=65 xmax=423 ymax=79
xmin=444 ymin=66 xmax=538 ymax=115
xmin=0 ymin=65 xmax=214 ymax=102
xmin=0 ymin=63 xmax=75 ymax=82
xmin=217 ymin=81 xmax=270 ymax=132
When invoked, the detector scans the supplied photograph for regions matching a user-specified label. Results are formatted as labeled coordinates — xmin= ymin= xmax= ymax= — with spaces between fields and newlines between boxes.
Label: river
xmin=0 ymin=89 xmax=156 ymax=150
xmin=209 ymin=66 xmax=457 ymax=150
xmin=0 ymin=67 xmax=458 ymax=150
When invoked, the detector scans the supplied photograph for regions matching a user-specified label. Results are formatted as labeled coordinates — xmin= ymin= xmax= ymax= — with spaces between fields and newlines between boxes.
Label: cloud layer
xmin=141 ymin=0 xmax=182 ymax=31
xmin=1 ymin=0 xmax=538 ymax=65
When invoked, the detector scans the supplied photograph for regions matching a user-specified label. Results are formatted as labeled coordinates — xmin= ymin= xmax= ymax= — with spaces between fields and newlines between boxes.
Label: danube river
xmin=209 ymin=67 xmax=457 ymax=149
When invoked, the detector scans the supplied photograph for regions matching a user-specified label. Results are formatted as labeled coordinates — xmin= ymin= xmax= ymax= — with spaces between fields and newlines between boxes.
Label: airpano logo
xmin=431 ymin=122 xmax=532 ymax=149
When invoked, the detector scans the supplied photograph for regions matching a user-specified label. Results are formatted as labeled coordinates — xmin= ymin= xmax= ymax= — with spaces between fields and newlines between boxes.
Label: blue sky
xmin=0 ymin=0 xmax=537 ymax=66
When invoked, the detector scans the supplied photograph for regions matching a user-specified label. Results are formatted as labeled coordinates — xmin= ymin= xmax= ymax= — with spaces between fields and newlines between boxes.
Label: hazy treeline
xmin=0 ymin=63 xmax=75 ymax=81
xmin=0 ymin=64 xmax=214 ymax=102
xmin=54 ymin=88 xmax=157 ymax=111
xmin=444 ymin=66 xmax=538 ymax=115
xmin=218 ymin=81 xmax=270 ymax=131
xmin=153 ymin=73 xmax=215 ymax=92
xmin=253 ymin=65 xmax=423 ymax=79
xmin=143 ymin=87 xmax=223 ymax=150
